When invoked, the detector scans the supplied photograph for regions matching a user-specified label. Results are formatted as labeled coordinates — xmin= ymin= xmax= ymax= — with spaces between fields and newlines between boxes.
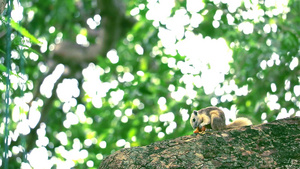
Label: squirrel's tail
xmin=226 ymin=117 xmax=252 ymax=129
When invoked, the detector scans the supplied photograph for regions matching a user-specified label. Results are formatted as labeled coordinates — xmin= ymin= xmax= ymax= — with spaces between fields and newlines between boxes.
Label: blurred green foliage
xmin=0 ymin=0 xmax=299 ymax=168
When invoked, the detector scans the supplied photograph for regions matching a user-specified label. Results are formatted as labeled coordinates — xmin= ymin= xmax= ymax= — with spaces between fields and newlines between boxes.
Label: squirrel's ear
xmin=193 ymin=110 xmax=197 ymax=116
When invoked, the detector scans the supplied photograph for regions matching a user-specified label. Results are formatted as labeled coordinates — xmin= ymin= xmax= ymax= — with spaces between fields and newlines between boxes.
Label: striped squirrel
xmin=190 ymin=106 xmax=252 ymax=133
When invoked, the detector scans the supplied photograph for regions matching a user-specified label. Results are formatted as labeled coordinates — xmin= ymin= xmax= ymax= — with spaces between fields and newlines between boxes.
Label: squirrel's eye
xmin=192 ymin=118 xmax=195 ymax=122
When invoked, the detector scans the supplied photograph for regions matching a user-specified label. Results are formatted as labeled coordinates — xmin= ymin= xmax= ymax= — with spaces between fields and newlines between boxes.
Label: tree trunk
xmin=99 ymin=117 xmax=300 ymax=168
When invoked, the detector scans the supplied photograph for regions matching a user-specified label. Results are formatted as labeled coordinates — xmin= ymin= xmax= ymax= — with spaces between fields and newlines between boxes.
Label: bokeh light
xmin=2 ymin=0 xmax=298 ymax=168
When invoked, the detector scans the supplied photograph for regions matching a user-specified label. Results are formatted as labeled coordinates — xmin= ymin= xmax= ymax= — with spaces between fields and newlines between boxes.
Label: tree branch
xmin=53 ymin=0 xmax=136 ymax=63
xmin=99 ymin=117 xmax=300 ymax=168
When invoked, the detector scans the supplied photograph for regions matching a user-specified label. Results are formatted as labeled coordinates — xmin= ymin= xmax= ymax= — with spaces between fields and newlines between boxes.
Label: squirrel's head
xmin=190 ymin=107 xmax=217 ymax=129
xmin=190 ymin=110 xmax=201 ymax=129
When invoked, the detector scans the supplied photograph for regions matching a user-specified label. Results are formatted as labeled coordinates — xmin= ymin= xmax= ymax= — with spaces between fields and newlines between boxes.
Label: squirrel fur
xmin=190 ymin=106 xmax=252 ymax=131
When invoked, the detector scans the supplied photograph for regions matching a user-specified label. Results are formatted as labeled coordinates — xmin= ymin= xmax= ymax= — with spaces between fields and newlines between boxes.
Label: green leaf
xmin=19 ymin=44 xmax=43 ymax=57
xmin=0 ymin=49 xmax=5 ymax=54
xmin=0 ymin=64 xmax=7 ymax=72
xmin=0 ymin=64 xmax=27 ymax=81
xmin=10 ymin=20 xmax=42 ymax=45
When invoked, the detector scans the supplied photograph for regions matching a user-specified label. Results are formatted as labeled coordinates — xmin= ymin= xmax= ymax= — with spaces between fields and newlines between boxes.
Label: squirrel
xmin=190 ymin=106 xmax=252 ymax=133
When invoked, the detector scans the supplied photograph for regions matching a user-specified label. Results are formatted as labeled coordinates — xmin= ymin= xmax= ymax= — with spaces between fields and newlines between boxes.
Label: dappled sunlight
xmin=1 ymin=0 xmax=299 ymax=168
xmin=166 ymin=121 xmax=177 ymax=134
xmin=107 ymin=49 xmax=119 ymax=64
xmin=119 ymin=72 xmax=134 ymax=83
xmin=56 ymin=132 xmax=68 ymax=146
xmin=121 ymin=115 xmax=128 ymax=123
xmin=133 ymin=98 xmax=144 ymax=109
xmin=86 ymin=14 xmax=101 ymax=30
xmin=11 ymin=0 xmax=23 ymax=22
xmin=48 ymin=26 xmax=55 ymax=34
xmin=294 ymin=86 xmax=300 ymax=97
xmin=277 ymin=108 xmax=296 ymax=120
xmin=289 ymin=57 xmax=299 ymax=70
xmin=159 ymin=112 xmax=175 ymax=122
xmin=175 ymin=35 xmax=233 ymax=96
xmin=221 ymin=106 xmax=240 ymax=125
xmin=27 ymin=147 xmax=53 ymax=169
xmin=179 ymin=108 xmax=189 ymax=121
xmin=57 ymin=79 xmax=80 ymax=103
xmin=63 ymin=112 xmax=79 ymax=128
xmin=144 ymin=125 xmax=153 ymax=133
xmin=157 ymin=97 xmax=167 ymax=110
xmin=12 ymin=98 xmax=28 ymax=122
xmin=265 ymin=93 xmax=280 ymax=111
xmin=40 ymin=64 xmax=64 ymax=98
xmin=16 ymin=121 xmax=30 ymax=135
xmin=187 ymin=0 xmax=205 ymax=13
xmin=146 ymin=0 xmax=175 ymax=26
xmin=143 ymin=0 xmax=298 ymax=126
xmin=75 ymin=104 xmax=87 ymax=123
xmin=158 ymin=131 xmax=165 ymax=138
xmin=116 ymin=139 xmax=130 ymax=148
xmin=36 ymin=123 xmax=49 ymax=147
xmin=82 ymin=63 xmax=114 ymax=108
xmin=110 ymin=90 xmax=124 ymax=106
xmin=76 ymin=34 xmax=89 ymax=47
xmin=134 ymin=44 xmax=144 ymax=55
xmin=238 ymin=22 xmax=254 ymax=34
xmin=260 ymin=52 xmax=281 ymax=70
xmin=28 ymin=101 xmax=42 ymax=129
xmin=99 ymin=141 xmax=107 ymax=149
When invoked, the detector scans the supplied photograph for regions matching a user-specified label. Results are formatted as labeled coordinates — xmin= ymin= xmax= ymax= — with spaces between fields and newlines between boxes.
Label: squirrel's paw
xmin=193 ymin=126 xmax=206 ymax=134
